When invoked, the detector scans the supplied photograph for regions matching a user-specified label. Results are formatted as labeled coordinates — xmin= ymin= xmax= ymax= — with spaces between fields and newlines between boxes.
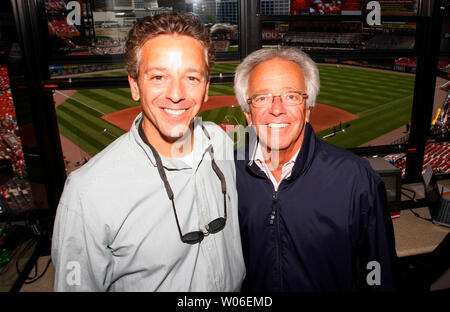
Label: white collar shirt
xmin=51 ymin=113 xmax=245 ymax=291
xmin=253 ymin=142 xmax=301 ymax=191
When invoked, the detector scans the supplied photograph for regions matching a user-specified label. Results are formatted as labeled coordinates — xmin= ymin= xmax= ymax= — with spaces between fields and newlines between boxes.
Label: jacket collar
xmin=290 ymin=122 xmax=316 ymax=180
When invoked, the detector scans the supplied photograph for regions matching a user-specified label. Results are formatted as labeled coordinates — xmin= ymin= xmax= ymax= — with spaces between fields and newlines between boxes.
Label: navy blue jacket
xmin=235 ymin=123 xmax=397 ymax=292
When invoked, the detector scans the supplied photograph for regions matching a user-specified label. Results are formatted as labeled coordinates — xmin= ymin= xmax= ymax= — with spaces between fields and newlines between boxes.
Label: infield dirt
xmin=101 ymin=95 xmax=357 ymax=133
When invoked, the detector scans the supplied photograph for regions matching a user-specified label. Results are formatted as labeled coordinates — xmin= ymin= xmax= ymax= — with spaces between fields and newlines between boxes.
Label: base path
xmin=101 ymin=95 xmax=357 ymax=133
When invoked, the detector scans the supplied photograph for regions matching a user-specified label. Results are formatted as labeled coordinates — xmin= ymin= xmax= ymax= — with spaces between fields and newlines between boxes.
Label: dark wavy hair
xmin=125 ymin=12 xmax=215 ymax=79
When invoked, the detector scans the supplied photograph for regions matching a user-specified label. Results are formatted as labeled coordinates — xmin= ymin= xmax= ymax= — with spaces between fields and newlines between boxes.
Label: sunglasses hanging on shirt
xmin=138 ymin=121 xmax=227 ymax=245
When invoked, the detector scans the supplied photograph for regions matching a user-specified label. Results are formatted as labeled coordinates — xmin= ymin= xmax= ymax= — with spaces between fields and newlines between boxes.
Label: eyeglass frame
xmin=138 ymin=121 xmax=227 ymax=245
xmin=247 ymin=90 xmax=308 ymax=108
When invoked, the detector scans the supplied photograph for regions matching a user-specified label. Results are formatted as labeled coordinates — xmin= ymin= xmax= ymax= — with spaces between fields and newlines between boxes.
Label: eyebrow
xmin=143 ymin=67 xmax=206 ymax=76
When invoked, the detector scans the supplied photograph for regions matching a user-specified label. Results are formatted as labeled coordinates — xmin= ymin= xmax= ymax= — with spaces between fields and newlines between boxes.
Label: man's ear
xmin=128 ymin=75 xmax=140 ymax=102
xmin=244 ymin=110 xmax=253 ymax=126
xmin=203 ymin=80 xmax=210 ymax=104
xmin=305 ymin=106 xmax=312 ymax=123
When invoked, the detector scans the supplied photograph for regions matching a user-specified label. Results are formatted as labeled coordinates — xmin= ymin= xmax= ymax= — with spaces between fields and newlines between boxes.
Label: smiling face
xmin=128 ymin=34 xmax=209 ymax=156
xmin=244 ymin=58 xmax=311 ymax=158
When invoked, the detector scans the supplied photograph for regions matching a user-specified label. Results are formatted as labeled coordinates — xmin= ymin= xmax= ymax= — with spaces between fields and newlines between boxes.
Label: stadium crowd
xmin=290 ymin=0 xmax=344 ymax=15
xmin=365 ymin=34 xmax=415 ymax=50
xmin=46 ymin=0 xmax=79 ymax=37
xmin=48 ymin=18 xmax=80 ymax=37
xmin=385 ymin=92 xmax=450 ymax=176
xmin=44 ymin=0 xmax=65 ymax=11
xmin=385 ymin=141 xmax=450 ymax=177
xmin=283 ymin=32 xmax=362 ymax=48
xmin=0 ymin=66 xmax=26 ymax=178
xmin=431 ymin=92 xmax=450 ymax=136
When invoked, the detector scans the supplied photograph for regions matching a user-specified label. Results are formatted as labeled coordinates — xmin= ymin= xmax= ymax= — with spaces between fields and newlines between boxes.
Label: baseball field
xmin=55 ymin=63 xmax=415 ymax=156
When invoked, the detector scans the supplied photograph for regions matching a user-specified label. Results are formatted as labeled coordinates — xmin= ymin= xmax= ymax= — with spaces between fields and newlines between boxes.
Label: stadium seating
xmin=390 ymin=89 xmax=450 ymax=176
xmin=45 ymin=0 xmax=66 ymax=11
xmin=91 ymin=45 xmax=125 ymax=55
xmin=0 ymin=66 xmax=15 ymax=120
xmin=0 ymin=66 xmax=25 ymax=177
xmin=385 ymin=142 xmax=450 ymax=176
xmin=431 ymin=93 xmax=449 ymax=135
xmin=48 ymin=18 xmax=80 ymax=37
xmin=366 ymin=34 xmax=415 ymax=49
xmin=283 ymin=32 xmax=362 ymax=48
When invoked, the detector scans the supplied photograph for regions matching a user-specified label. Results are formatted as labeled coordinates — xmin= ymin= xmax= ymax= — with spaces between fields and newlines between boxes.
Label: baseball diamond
xmin=54 ymin=63 xmax=415 ymax=161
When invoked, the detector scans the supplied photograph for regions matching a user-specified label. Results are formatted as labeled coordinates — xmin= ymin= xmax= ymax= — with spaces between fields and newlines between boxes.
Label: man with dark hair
xmin=52 ymin=13 xmax=245 ymax=292
xmin=234 ymin=47 xmax=397 ymax=292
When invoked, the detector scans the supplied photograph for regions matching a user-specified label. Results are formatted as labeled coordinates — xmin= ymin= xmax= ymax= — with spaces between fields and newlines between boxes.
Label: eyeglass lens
xmin=182 ymin=216 xmax=227 ymax=244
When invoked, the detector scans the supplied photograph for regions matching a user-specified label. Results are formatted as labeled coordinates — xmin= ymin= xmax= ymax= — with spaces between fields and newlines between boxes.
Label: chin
xmin=260 ymin=137 xmax=292 ymax=150
xmin=162 ymin=124 xmax=193 ymax=141
xmin=266 ymin=145 xmax=289 ymax=152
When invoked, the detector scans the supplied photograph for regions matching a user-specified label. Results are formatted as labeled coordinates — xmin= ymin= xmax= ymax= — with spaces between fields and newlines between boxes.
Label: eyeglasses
xmin=168 ymin=148 xmax=227 ymax=245
xmin=247 ymin=91 xmax=308 ymax=108
xmin=139 ymin=122 xmax=227 ymax=245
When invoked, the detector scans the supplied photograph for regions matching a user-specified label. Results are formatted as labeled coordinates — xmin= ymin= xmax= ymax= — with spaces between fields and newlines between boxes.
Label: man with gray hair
xmin=234 ymin=48 xmax=397 ymax=291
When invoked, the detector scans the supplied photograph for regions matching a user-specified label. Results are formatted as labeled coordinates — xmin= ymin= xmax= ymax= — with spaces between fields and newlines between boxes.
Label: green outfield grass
xmin=211 ymin=63 xmax=238 ymax=74
xmin=315 ymin=65 xmax=415 ymax=147
xmin=55 ymin=88 xmax=135 ymax=156
xmin=56 ymin=63 xmax=415 ymax=155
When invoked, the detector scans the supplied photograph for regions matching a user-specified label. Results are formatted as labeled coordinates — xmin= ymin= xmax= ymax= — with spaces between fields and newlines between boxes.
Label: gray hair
xmin=234 ymin=48 xmax=320 ymax=112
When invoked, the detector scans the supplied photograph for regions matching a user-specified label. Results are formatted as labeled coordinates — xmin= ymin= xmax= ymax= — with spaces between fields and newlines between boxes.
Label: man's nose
xmin=166 ymin=79 xmax=185 ymax=103
xmin=269 ymin=95 xmax=286 ymax=116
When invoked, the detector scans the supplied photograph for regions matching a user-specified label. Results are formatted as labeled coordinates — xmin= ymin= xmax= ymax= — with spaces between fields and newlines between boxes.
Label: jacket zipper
xmin=271 ymin=189 xmax=283 ymax=290
xmin=248 ymin=163 xmax=285 ymax=290
xmin=269 ymin=190 xmax=277 ymax=225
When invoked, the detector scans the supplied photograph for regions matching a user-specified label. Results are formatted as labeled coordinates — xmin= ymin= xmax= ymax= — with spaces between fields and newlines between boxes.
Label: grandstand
xmin=46 ymin=0 xmax=82 ymax=57
xmin=365 ymin=34 xmax=415 ymax=50
xmin=0 ymin=66 xmax=15 ymax=120
xmin=385 ymin=87 xmax=450 ymax=176
xmin=44 ymin=0 xmax=65 ymax=11
xmin=0 ymin=176 xmax=35 ymax=219
xmin=46 ymin=0 xmax=80 ymax=38
xmin=0 ymin=133 xmax=26 ymax=178
xmin=91 ymin=45 xmax=125 ymax=55
xmin=388 ymin=142 xmax=450 ymax=177
xmin=393 ymin=57 xmax=417 ymax=73
xmin=290 ymin=0 xmax=345 ymax=15
xmin=45 ymin=0 xmax=127 ymax=72
xmin=48 ymin=18 xmax=80 ymax=37
xmin=423 ymin=142 xmax=450 ymax=173
xmin=0 ymin=66 xmax=26 ymax=178
xmin=283 ymin=32 xmax=363 ymax=49
xmin=431 ymin=87 xmax=450 ymax=136
xmin=342 ymin=0 xmax=360 ymax=11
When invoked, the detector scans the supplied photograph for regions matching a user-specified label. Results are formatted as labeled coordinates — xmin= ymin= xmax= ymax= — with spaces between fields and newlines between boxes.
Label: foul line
xmin=358 ymin=95 xmax=413 ymax=118
xmin=55 ymin=90 xmax=106 ymax=116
